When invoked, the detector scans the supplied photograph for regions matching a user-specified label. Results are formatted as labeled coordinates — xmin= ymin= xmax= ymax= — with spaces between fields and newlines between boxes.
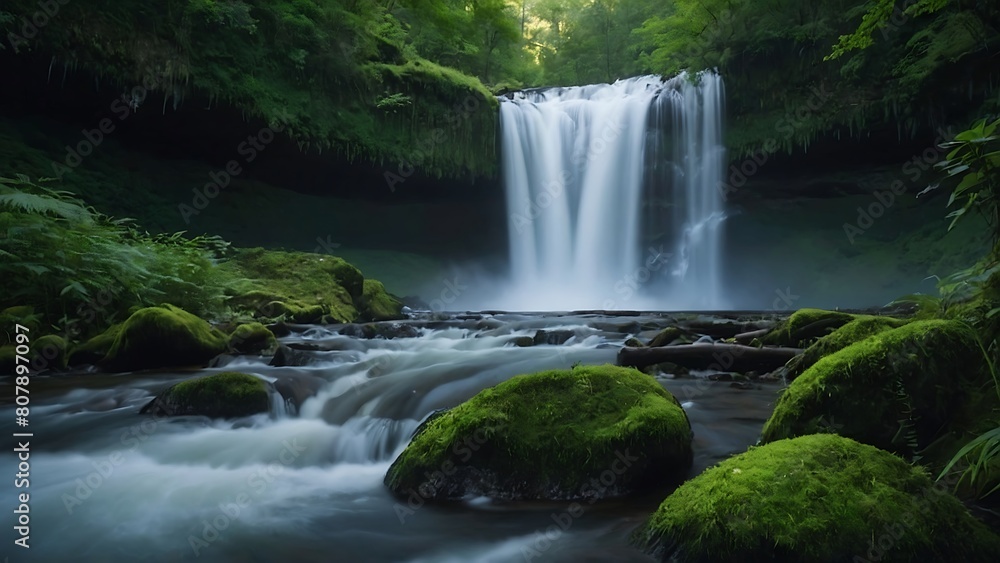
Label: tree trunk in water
xmin=617 ymin=343 xmax=802 ymax=372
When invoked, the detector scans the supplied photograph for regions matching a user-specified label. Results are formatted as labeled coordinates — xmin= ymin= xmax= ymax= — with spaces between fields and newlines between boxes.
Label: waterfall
xmin=498 ymin=71 xmax=726 ymax=311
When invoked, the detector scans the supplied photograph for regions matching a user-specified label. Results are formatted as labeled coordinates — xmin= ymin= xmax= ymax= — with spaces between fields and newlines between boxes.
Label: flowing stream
xmin=2 ymin=313 xmax=777 ymax=562
xmin=498 ymin=73 xmax=726 ymax=311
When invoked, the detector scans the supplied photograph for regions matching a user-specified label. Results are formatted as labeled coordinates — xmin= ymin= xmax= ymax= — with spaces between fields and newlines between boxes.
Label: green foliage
xmin=0 ymin=0 xmax=502 ymax=179
xmin=0 ymin=175 xmax=228 ymax=335
xmin=827 ymin=0 xmax=952 ymax=60
xmin=933 ymin=117 xmax=1000 ymax=244
xmin=629 ymin=0 xmax=999 ymax=157
xmin=635 ymin=434 xmax=1000 ymax=561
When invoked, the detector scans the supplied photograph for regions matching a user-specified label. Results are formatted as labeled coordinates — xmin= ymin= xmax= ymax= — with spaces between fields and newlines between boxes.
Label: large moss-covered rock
xmin=384 ymin=364 xmax=693 ymax=501
xmin=635 ymin=434 xmax=1000 ymax=562
xmin=220 ymin=248 xmax=361 ymax=323
xmin=761 ymin=308 xmax=854 ymax=347
xmin=761 ymin=320 xmax=983 ymax=456
xmin=786 ymin=315 xmax=909 ymax=380
xmin=359 ymin=279 xmax=404 ymax=321
xmin=68 ymin=323 xmax=123 ymax=366
xmin=140 ymin=372 xmax=270 ymax=418
xmin=228 ymin=322 xmax=277 ymax=354
xmin=31 ymin=334 xmax=67 ymax=370
xmin=0 ymin=335 xmax=65 ymax=374
xmin=102 ymin=305 xmax=228 ymax=372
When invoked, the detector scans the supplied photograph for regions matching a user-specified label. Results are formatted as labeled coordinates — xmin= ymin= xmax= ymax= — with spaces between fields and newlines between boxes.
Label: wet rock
xmin=634 ymin=434 xmax=1000 ymax=561
xmin=270 ymin=344 xmax=314 ymax=367
xmin=533 ymin=329 xmax=575 ymax=345
xmin=140 ymin=372 xmax=270 ymax=418
xmin=511 ymin=336 xmax=535 ymax=347
xmin=385 ymin=365 xmax=693 ymax=501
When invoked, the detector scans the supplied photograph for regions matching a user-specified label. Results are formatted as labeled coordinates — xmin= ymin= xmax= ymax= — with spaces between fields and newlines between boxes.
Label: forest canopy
xmin=1 ymin=0 xmax=997 ymax=175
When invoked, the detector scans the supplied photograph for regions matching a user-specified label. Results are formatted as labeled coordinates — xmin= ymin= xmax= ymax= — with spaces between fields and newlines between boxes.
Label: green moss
xmin=761 ymin=308 xmax=855 ymax=347
xmin=0 ymin=1 xmax=498 ymax=179
xmin=761 ymin=320 xmax=984 ymax=457
xmin=31 ymin=335 xmax=67 ymax=370
xmin=103 ymin=304 xmax=228 ymax=372
xmin=648 ymin=327 xmax=691 ymax=347
xmin=68 ymin=323 xmax=123 ymax=366
xmin=384 ymin=364 xmax=693 ymax=500
xmin=143 ymin=372 xmax=269 ymax=418
xmin=221 ymin=247 xmax=360 ymax=323
xmin=359 ymin=279 xmax=404 ymax=322
xmin=635 ymin=434 xmax=1000 ymax=562
xmin=787 ymin=315 xmax=909 ymax=380
xmin=229 ymin=322 xmax=277 ymax=354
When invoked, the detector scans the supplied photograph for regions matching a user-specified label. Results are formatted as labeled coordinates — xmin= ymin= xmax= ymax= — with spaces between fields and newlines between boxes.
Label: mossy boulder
xmin=102 ymin=305 xmax=228 ymax=372
xmin=265 ymin=301 xmax=326 ymax=324
xmin=219 ymin=248 xmax=361 ymax=323
xmin=31 ymin=335 xmax=68 ymax=370
xmin=786 ymin=315 xmax=909 ymax=380
xmin=140 ymin=372 xmax=270 ymax=418
xmin=68 ymin=323 xmax=123 ymax=366
xmin=384 ymin=364 xmax=693 ymax=501
xmin=359 ymin=279 xmax=404 ymax=321
xmin=0 ymin=335 xmax=66 ymax=374
xmin=761 ymin=308 xmax=854 ymax=347
xmin=761 ymin=320 xmax=984 ymax=456
xmin=634 ymin=434 xmax=1000 ymax=562
xmin=229 ymin=323 xmax=277 ymax=354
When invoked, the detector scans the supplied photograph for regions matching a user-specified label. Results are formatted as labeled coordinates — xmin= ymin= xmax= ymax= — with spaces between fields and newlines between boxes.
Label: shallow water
xmin=1 ymin=312 xmax=780 ymax=563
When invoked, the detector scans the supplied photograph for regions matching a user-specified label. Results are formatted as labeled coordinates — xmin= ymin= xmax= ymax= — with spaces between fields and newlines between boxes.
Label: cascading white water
xmin=499 ymin=71 xmax=726 ymax=310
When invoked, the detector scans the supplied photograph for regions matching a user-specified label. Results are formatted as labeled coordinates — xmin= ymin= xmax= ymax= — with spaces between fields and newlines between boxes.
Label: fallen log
xmin=617 ymin=343 xmax=803 ymax=372
xmin=733 ymin=328 xmax=770 ymax=345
